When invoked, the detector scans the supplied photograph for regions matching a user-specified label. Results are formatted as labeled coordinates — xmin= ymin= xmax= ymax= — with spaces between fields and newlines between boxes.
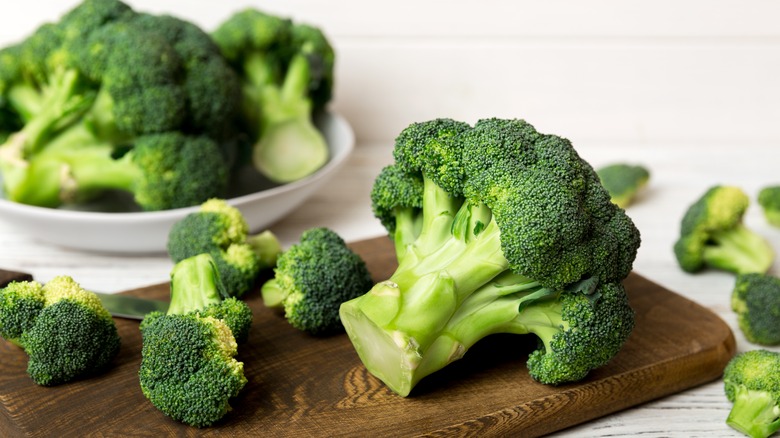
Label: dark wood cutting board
xmin=0 ymin=236 xmax=735 ymax=437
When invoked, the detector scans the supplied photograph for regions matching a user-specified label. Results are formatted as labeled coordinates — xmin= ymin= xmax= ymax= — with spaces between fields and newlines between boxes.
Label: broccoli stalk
xmin=341 ymin=118 xmax=640 ymax=397
xmin=723 ymin=350 xmax=780 ymax=438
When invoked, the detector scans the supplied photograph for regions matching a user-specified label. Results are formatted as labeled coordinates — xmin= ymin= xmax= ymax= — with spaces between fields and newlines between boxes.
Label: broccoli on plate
xmin=261 ymin=227 xmax=373 ymax=335
xmin=723 ymin=350 xmax=780 ymax=438
xmin=340 ymin=118 xmax=641 ymax=397
xmin=139 ymin=253 xmax=252 ymax=428
xmin=0 ymin=275 xmax=120 ymax=386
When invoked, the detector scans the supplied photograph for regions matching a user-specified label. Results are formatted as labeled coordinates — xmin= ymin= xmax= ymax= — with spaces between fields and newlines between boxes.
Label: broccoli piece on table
xmin=758 ymin=186 xmax=780 ymax=228
xmin=340 ymin=118 xmax=640 ymax=396
xmin=732 ymin=274 xmax=780 ymax=346
xmin=167 ymin=198 xmax=281 ymax=298
xmin=674 ymin=186 xmax=774 ymax=275
xmin=261 ymin=227 xmax=373 ymax=335
xmin=723 ymin=349 xmax=780 ymax=438
xmin=0 ymin=0 xmax=242 ymax=210
xmin=0 ymin=276 xmax=120 ymax=386
xmin=212 ymin=8 xmax=334 ymax=183
xmin=596 ymin=163 xmax=650 ymax=208
xmin=139 ymin=253 xmax=252 ymax=428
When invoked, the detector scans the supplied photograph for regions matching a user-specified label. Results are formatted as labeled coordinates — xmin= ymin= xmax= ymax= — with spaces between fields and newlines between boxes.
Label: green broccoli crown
xmin=596 ymin=163 xmax=650 ymax=208
xmin=758 ymin=186 xmax=780 ymax=228
xmin=139 ymin=312 xmax=247 ymax=428
xmin=723 ymin=350 xmax=780 ymax=438
xmin=340 ymin=117 xmax=640 ymax=396
xmin=167 ymin=199 xmax=261 ymax=298
xmin=0 ymin=275 xmax=120 ymax=386
xmin=290 ymin=23 xmax=335 ymax=111
xmin=673 ymin=186 xmax=774 ymax=275
xmin=262 ymin=227 xmax=373 ymax=335
xmin=211 ymin=8 xmax=294 ymax=71
xmin=732 ymin=274 xmax=780 ymax=345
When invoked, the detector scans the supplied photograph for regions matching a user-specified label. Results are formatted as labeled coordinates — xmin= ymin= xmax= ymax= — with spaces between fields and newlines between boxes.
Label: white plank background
xmin=1 ymin=1 xmax=780 ymax=436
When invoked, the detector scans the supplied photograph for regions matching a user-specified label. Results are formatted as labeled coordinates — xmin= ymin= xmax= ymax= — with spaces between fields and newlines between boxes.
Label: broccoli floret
xmin=732 ymin=274 xmax=780 ymax=346
xmin=167 ymin=198 xmax=280 ymax=298
xmin=723 ymin=350 xmax=780 ymax=438
xmin=260 ymin=227 xmax=373 ymax=335
xmin=139 ymin=253 xmax=252 ymax=428
xmin=212 ymin=8 xmax=334 ymax=183
xmin=596 ymin=163 xmax=650 ymax=208
xmin=0 ymin=276 xmax=120 ymax=386
xmin=340 ymin=118 xmax=640 ymax=396
xmin=758 ymin=186 xmax=780 ymax=228
xmin=674 ymin=186 xmax=774 ymax=275
xmin=0 ymin=0 xmax=242 ymax=210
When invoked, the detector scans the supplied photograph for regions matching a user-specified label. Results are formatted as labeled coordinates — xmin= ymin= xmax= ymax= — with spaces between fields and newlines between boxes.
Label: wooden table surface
xmin=1 ymin=139 xmax=778 ymax=436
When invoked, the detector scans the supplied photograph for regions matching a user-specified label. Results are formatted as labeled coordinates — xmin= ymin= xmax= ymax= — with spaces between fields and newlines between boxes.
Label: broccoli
xmin=139 ymin=253 xmax=252 ymax=428
xmin=0 ymin=0 xmax=242 ymax=210
xmin=674 ymin=186 xmax=774 ymax=275
xmin=758 ymin=186 xmax=780 ymax=228
xmin=723 ymin=349 xmax=780 ymax=438
xmin=167 ymin=198 xmax=280 ymax=298
xmin=596 ymin=163 xmax=650 ymax=208
xmin=260 ymin=227 xmax=373 ymax=335
xmin=212 ymin=8 xmax=334 ymax=183
xmin=0 ymin=275 xmax=120 ymax=386
xmin=339 ymin=118 xmax=640 ymax=397
xmin=732 ymin=274 xmax=780 ymax=346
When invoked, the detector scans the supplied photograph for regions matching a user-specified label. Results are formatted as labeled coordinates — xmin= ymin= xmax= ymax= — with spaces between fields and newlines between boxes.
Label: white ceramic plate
xmin=0 ymin=112 xmax=355 ymax=254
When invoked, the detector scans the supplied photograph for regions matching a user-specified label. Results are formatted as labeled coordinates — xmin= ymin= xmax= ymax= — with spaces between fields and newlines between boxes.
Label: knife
xmin=0 ymin=268 xmax=168 ymax=320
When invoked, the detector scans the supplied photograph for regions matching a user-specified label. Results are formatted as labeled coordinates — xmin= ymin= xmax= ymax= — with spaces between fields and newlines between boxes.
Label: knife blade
xmin=0 ymin=268 xmax=168 ymax=320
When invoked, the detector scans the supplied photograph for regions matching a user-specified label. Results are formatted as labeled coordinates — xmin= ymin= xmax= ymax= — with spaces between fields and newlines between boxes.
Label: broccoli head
xmin=340 ymin=118 xmax=640 ymax=396
xmin=732 ymin=274 xmax=780 ymax=346
xmin=674 ymin=186 xmax=774 ymax=275
xmin=596 ymin=163 xmax=650 ymax=208
xmin=167 ymin=198 xmax=281 ymax=298
xmin=261 ymin=227 xmax=373 ymax=335
xmin=758 ymin=186 xmax=780 ymax=228
xmin=723 ymin=349 xmax=780 ymax=438
xmin=0 ymin=0 xmax=242 ymax=210
xmin=212 ymin=8 xmax=334 ymax=183
xmin=0 ymin=275 xmax=120 ymax=386
xmin=139 ymin=253 xmax=252 ymax=427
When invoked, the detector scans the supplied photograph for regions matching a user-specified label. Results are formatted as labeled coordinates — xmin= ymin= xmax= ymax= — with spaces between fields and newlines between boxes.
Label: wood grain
xmin=0 ymin=237 xmax=736 ymax=437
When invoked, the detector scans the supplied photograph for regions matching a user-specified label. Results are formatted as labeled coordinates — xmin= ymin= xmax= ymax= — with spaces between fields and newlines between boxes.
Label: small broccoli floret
xmin=596 ymin=163 xmax=650 ymax=208
xmin=674 ymin=186 xmax=774 ymax=275
xmin=732 ymin=274 xmax=780 ymax=346
xmin=139 ymin=253 xmax=252 ymax=428
xmin=758 ymin=186 xmax=780 ymax=228
xmin=167 ymin=198 xmax=281 ymax=297
xmin=212 ymin=8 xmax=334 ymax=183
xmin=0 ymin=276 xmax=120 ymax=386
xmin=723 ymin=350 xmax=780 ymax=438
xmin=0 ymin=0 xmax=242 ymax=210
xmin=261 ymin=227 xmax=373 ymax=335
xmin=340 ymin=118 xmax=640 ymax=396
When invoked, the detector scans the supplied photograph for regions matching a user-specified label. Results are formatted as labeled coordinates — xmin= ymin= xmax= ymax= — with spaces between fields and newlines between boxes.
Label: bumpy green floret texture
xmin=0 ymin=0 xmax=242 ymax=210
xmin=723 ymin=350 xmax=780 ymax=438
xmin=212 ymin=8 xmax=334 ymax=183
xmin=0 ymin=276 xmax=120 ymax=386
xmin=341 ymin=117 xmax=640 ymax=396
xmin=732 ymin=274 xmax=780 ymax=346
xmin=168 ymin=199 xmax=267 ymax=298
xmin=261 ymin=227 xmax=373 ymax=335
xmin=674 ymin=186 xmax=774 ymax=275
xmin=139 ymin=253 xmax=252 ymax=427
xmin=758 ymin=186 xmax=780 ymax=228
xmin=596 ymin=163 xmax=650 ymax=208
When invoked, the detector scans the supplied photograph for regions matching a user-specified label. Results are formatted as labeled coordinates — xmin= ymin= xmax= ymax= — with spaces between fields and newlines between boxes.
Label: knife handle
xmin=0 ymin=269 xmax=33 ymax=288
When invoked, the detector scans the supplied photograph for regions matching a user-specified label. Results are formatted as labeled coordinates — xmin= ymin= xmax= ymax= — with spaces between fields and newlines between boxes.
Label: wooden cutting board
xmin=0 ymin=236 xmax=735 ymax=437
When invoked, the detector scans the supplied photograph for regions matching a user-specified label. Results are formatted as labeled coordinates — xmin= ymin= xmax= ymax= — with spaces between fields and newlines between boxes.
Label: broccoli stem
xmin=727 ymin=386 xmax=780 ymax=438
xmin=704 ymin=224 xmax=774 ymax=274
xmin=391 ymin=207 xmax=422 ymax=262
xmin=260 ymin=278 xmax=286 ymax=308
xmin=167 ymin=254 xmax=227 ymax=315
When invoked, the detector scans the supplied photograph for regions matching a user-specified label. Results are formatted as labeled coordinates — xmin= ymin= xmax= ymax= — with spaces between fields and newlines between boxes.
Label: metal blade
xmin=94 ymin=292 xmax=169 ymax=320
